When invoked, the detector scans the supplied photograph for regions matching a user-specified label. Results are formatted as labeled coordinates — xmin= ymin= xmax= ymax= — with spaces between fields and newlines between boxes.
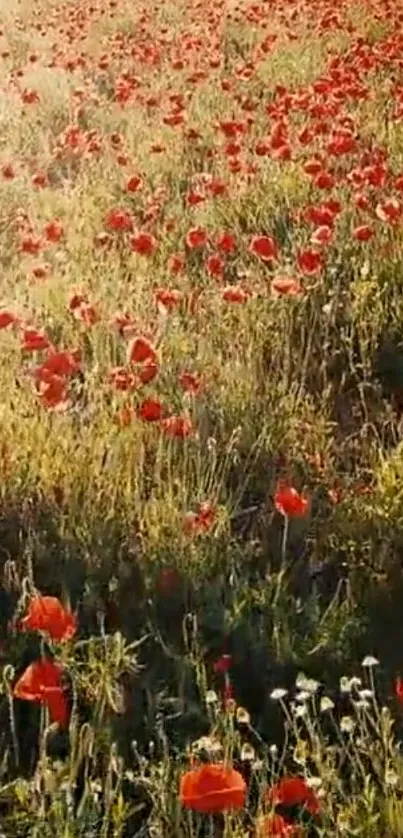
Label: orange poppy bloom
xmin=21 ymin=595 xmax=77 ymax=641
xmin=13 ymin=658 xmax=68 ymax=726
xmin=179 ymin=763 xmax=246 ymax=813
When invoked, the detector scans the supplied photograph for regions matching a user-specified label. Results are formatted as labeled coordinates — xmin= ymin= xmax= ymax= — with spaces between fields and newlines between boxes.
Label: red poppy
xmin=213 ymin=654 xmax=232 ymax=674
xmin=139 ymin=360 xmax=159 ymax=385
xmin=37 ymin=375 xmax=69 ymax=410
xmin=205 ymin=254 xmax=225 ymax=280
xmin=155 ymin=288 xmax=182 ymax=311
xmin=185 ymin=227 xmax=208 ymax=249
xmin=0 ymin=310 xmax=18 ymax=329
xmin=21 ymin=328 xmax=51 ymax=352
xmin=126 ymin=175 xmax=143 ymax=192
xmin=38 ymin=350 xmax=81 ymax=379
xmin=109 ymin=367 xmax=138 ymax=392
xmin=179 ymin=371 xmax=203 ymax=395
xmin=138 ymin=398 xmax=164 ymax=422
xmin=267 ymin=776 xmax=320 ymax=815
xmin=249 ymin=235 xmax=278 ymax=261
xmin=127 ymin=336 xmax=157 ymax=365
xmin=274 ymin=483 xmax=308 ymax=518
xmin=179 ymin=763 xmax=246 ymax=813
xmin=161 ymin=415 xmax=193 ymax=439
xmin=44 ymin=221 xmax=64 ymax=243
xmin=310 ymin=225 xmax=333 ymax=246
xmin=222 ymin=285 xmax=250 ymax=303
xmin=21 ymin=595 xmax=77 ymax=641
xmin=129 ymin=232 xmax=157 ymax=256
xmin=106 ymin=208 xmax=133 ymax=232
xmin=271 ymin=277 xmax=302 ymax=297
xmin=13 ymin=658 xmax=68 ymax=726
xmin=183 ymin=501 xmax=216 ymax=534
xmin=296 ymin=248 xmax=323 ymax=276
xmin=395 ymin=677 xmax=403 ymax=705
xmin=353 ymin=225 xmax=374 ymax=242
xmin=216 ymin=231 xmax=237 ymax=253
xmin=256 ymin=814 xmax=300 ymax=837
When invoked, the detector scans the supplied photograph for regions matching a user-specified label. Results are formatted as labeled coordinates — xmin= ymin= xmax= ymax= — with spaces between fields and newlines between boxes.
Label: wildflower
xmin=185 ymin=227 xmax=208 ymax=249
xmin=296 ymin=248 xmax=323 ymax=276
xmin=274 ymin=483 xmax=308 ymax=518
xmin=129 ymin=232 xmax=157 ymax=256
xmin=161 ymin=415 xmax=193 ymax=439
xmin=249 ymin=235 xmax=278 ymax=261
xmin=127 ymin=336 xmax=157 ymax=365
xmin=13 ymin=658 xmax=68 ymax=726
xmin=267 ymin=776 xmax=320 ymax=815
xmin=179 ymin=763 xmax=246 ymax=812
xmin=138 ymin=398 xmax=164 ymax=422
xmin=270 ymin=688 xmax=288 ymax=700
xmin=362 ymin=655 xmax=379 ymax=668
xmin=395 ymin=677 xmax=403 ymax=705
xmin=271 ymin=277 xmax=302 ymax=297
xmin=21 ymin=595 xmax=76 ymax=642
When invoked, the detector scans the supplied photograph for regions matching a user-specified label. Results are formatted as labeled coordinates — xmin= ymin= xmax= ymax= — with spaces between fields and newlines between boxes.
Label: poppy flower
xmin=109 ymin=367 xmax=138 ymax=392
xmin=13 ymin=658 xmax=68 ymax=726
xmin=139 ymin=360 xmax=159 ymax=384
xmin=353 ymin=225 xmax=374 ymax=242
xmin=126 ymin=174 xmax=143 ymax=193
xmin=205 ymin=254 xmax=225 ymax=280
xmin=21 ymin=328 xmax=51 ymax=352
xmin=155 ymin=287 xmax=182 ymax=311
xmin=179 ymin=371 xmax=203 ymax=395
xmin=216 ymin=231 xmax=237 ymax=253
xmin=0 ymin=310 xmax=18 ymax=329
xmin=179 ymin=763 xmax=246 ymax=813
xmin=271 ymin=277 xmax=302 ymax=297
xmin=213 ymin=654 xmax=232 ymax=674
xmin=161 ymin=415 xmax=193 ymax=439
xmin=37 ymin=375 xmax=69 ymax=410
xmin=185 ymin=227 xmax=208 ymax=249
xmin=183 ymin=501 xmax=216 ymax=534
xmin=21 ymin=595 xmax=77 ymax=641
xmin=138 ymin=398 xmax=164 ymax=422
xmin=256 ymin=814 xmax=300 ymax=837
xmin=44 ymin=220 xmax=64 ymax=243
xmin=105 ymin=208 xmax=133 ymax=232
xmin=296 ymin=248 xmax=323 ymax=276
xmin=267 ymin=776 xmax=320 ymax=815
xmin=127 ymin=336 xmax=157 ymax=366
xmin=129 ymin=232 xmax=157 ymax=256
xmin=395 ymin=677 xmax=403 ymax=705
xmin=274 ymin=483 xmax=308 ymax=518
xmin=222 ymin=285 xmax=250 ymax=303
xmin=249 ymin=235 xmax=278 ymax=261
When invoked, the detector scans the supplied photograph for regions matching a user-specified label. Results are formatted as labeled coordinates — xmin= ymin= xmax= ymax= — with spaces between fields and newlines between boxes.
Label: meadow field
xmin=2 ymin=0 xmax=403 ymax=833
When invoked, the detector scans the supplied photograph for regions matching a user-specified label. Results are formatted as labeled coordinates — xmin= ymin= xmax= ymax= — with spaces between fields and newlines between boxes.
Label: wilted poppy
xmin=274 ymin=483 xmax=308 ymax=518
xmin=267 ymin=776 xmax=320 ymax=815
xmin=21 ymin=595 xmax=77 ymax=641
xmin=13 ymin=658 xmax=68 ymax=726
xmin=179 ymin=763 xmax=246 ymax=813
